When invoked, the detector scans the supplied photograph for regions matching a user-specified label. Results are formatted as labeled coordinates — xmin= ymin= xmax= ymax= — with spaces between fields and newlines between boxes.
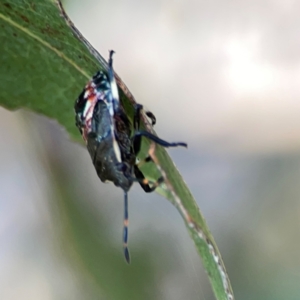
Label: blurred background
xmin=1 ymin=0 xmax=300 ymax=299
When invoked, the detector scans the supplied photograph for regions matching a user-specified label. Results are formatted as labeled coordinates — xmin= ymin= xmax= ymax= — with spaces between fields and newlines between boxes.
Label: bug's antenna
xmin=108 ymin=50 xmax=120 ymax=112
xmin=123 ymin=191 xmax=130 ymax=263
xmin=108 ymin=50 xmax=115 ymax=67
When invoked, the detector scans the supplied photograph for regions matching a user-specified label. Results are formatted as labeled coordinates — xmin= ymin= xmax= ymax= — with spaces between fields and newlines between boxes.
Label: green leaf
xmin=0 ymin=1 xmax=234 ymax=299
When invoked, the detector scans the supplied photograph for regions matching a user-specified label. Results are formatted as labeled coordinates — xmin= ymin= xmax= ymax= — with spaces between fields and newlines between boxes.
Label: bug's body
xmin=75 ymin=69 xmax=135 ymax=191
xmin=75 ymin=51 xmax=187 ymax=263
xmin=88 ymin=99 xmax=134 ymax=191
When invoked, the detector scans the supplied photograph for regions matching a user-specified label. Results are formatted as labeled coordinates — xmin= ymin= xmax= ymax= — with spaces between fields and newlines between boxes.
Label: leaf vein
xmin=0 ymin=11 xmax=90 ymax=80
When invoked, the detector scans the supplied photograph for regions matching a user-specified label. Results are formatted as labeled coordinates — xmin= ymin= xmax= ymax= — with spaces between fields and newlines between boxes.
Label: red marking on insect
xmin=81 ymin=83 xmax=99 ymax=141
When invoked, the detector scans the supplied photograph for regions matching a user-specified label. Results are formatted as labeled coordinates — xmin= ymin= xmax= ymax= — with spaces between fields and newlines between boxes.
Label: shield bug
xmin=75 ymin=51 xmax=187 ymax=263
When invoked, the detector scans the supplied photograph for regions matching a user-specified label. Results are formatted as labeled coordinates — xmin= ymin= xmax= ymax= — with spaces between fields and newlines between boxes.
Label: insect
xmin=75 ymin=51 xmax=187 ymax=263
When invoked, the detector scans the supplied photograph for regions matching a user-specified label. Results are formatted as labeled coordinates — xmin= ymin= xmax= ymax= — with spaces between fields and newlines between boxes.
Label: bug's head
xmin=75 ymin=71 xmax=109 ymax=115
xmin=75 ymin=88 xmax=88 ymax=116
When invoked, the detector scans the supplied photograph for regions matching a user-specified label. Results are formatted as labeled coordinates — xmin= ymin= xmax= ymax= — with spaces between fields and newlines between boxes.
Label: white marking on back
xmin=110 ymin=76 xmax=119 ymax=106
xmin=111 ymin=124 xmax=122 ymax=163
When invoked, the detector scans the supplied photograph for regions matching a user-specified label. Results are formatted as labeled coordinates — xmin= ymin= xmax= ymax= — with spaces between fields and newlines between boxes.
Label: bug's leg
xmin=133 ymin=134 xmax=142 ymax=156
xmin=121 ymin=164 xmax=163 ymax=192
xmin=133 ymin=130 xmax=187 ymax=148
xmin=133 ymin=104 xmax=158 ymax=155
xmin=145 ymin=111 xmax=156 ymax=126
xmin=136 ymin=156 xmax=152 ymax=168
xmin=134 ymin=104 xmax=142 ymax=129
xmin=133 ymin=104 xmax=143 ymax=154
xmin=108 ymin=50 xmax=120 ymax=112
xmin=123 ymin=191 xmax=130 ymax=263
xmin=133 ymin=165 xmax=164 ymax=193
xmin=134 ymin=104 xmax=156 ymax=128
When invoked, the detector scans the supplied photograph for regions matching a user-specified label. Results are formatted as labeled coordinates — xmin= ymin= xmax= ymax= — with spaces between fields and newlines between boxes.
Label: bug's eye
xmin=75 ymin=89 xmax=87 ymax=114
xmin=92 ymin=71 xmax=103 ymax=83
xmin=92 ymin=72 xmax=110 ymax=91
